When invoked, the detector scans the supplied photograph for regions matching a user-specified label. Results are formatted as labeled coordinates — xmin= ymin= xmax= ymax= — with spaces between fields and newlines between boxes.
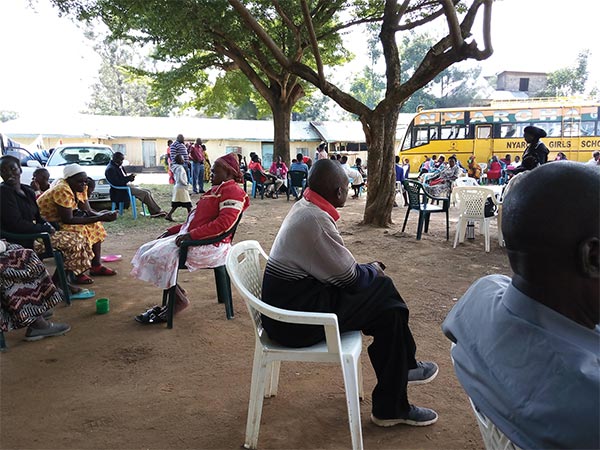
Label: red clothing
xmin=248 ymin=161 xmax=267 ymax=183
xmin=269 ymin=161 xmax=288 ymax=178
xmin=167 ymin=180 xmax=249 ymax=241
xmin=189 ymin=144 xmax=205 ymax=163
xmin=487 ymin=161 xmax=502 ymax=180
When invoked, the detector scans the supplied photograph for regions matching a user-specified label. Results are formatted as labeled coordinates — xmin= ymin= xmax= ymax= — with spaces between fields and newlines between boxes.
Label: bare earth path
xmin=0 ymin=191 xmax=510 ymax=450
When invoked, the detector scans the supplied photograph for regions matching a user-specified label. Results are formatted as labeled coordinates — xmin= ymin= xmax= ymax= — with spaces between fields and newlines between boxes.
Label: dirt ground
xmin=0 ymin=189 xmax=511 ymax=450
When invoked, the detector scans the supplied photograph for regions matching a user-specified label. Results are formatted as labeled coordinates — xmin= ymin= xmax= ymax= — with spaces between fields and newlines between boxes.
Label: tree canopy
xmin=52 ymin=0 xmax=349 ymax=164
xmin=227 ymin=0 xmax=493 ymax=226
xmin=538 ymin=50 xmax=591 ymax=97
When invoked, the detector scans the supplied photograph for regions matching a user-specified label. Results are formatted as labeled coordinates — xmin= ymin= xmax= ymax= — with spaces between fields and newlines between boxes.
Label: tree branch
xmin=227 ymin=0 xmax=290 ymax=69
xmin=300 ymin=0 xmax=325 ymax=85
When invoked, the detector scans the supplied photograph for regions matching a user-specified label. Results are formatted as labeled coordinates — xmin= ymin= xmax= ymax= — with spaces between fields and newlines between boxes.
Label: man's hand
xmin=175 ymin=233 xmax=191 ymax=247
xmin=100 ymin=211 xmax=118 ymax=222
xmin=370 ymin=261 xmax=386 ymax=276
xmin=128 ymin=174 xmax=136 ymax=182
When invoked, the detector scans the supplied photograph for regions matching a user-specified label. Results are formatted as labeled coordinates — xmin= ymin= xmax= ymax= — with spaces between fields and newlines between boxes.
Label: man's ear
xmin=579 ymin=237 xmax=599 ymax=279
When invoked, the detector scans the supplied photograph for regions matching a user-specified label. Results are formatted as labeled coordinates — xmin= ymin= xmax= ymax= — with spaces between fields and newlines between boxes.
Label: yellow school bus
xmin=398 ymin=98 xmax=600 ymax=174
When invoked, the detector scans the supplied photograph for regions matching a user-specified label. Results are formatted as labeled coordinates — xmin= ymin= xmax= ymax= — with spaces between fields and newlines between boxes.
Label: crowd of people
xmin=2 ymin=131 xmax=599 ymax=448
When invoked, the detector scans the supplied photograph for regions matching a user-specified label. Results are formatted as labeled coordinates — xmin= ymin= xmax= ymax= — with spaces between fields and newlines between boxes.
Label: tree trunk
xmin=271 ymin=99 xmax=293 ymax=166
xmin=362 ymin=108 xmax=399 ymax=227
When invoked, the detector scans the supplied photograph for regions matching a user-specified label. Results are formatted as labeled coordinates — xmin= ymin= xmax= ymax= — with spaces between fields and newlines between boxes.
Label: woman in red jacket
xmin=486 ymin=156 xmax=503 ymax=184
xmin=131 ymin=154 xmax=249 ymax=319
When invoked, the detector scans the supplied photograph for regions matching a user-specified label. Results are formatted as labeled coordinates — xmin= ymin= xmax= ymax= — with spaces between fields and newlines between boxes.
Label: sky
xmin=0 ymin=0 xmax=598 ymax=117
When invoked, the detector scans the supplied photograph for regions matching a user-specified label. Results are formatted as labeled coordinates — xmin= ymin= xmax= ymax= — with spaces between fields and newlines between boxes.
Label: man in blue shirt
xmin=288 ymin=152 xmax=309 ymax=199
xmin=394 ymin=156 xmax=408 ymax=207
xmin=443 ymin=162 xmax=600 ymax=449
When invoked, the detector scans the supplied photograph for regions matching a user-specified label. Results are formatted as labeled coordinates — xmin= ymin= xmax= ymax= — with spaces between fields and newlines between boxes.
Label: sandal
xmin=135 ymin=306 xmax=167 ymax=325
xmin=70 ymin=289 xmax=95 ymax=300
xmin=90 ymin=265 xmax=117 ymax=276
xmin=72 ymin=273 xmax=94 ymax=285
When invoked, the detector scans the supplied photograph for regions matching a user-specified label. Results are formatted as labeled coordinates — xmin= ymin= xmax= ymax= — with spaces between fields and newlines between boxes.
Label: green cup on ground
xmin=96 ymin=298 xmax=109 ymax=314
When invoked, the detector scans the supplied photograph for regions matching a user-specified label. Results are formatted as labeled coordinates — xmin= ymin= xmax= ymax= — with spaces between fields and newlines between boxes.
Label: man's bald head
xmin=503 ymin=162 xmax=599 ymax=327
xmin=503 ymin=162 xmax=599 ymax=253
xmin=308 ymin=159 xmax=349 ymax=207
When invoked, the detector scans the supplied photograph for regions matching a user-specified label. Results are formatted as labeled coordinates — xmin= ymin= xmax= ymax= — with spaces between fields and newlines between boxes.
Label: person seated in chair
xmin=485 ymin=155 xmax=502 ymax=184
xmin=443 ymin=162 xmax=599 ymax=450
xmin=0 ymin=155 xmax=95 ymax=297
xmin=248 ymin=154 xmax=282 ymax=198
xmin=340 ymin=156 xmax=364 ymax=198
xmin=131 ymin=154 xmax=249 ymax=323
xmin=423 ymin=156 xmax=460 ymax=198
xmin=289 ymin=153 xmax=309 ymax=200
xmin=262 ymin=159 xmax=439 ymax=428
xmin=0 ymin=239 xmax=71 ymax=341
xmin=37 ymin=164 xmax=118 ymax=283
xmin=269 ymin=156 xmax=288 ymax=192
xmin=105 ymin=152 xmax=167 ymax=218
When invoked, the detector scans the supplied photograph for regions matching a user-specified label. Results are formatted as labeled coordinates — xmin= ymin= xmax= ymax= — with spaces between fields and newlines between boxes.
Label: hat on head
xmin=524 ymin=126 xmax=547 ymax=139
xmin=215 ymin=153 xmax=243 ymax=182
xmin=63 ymin=164 xmax=85 ymax=179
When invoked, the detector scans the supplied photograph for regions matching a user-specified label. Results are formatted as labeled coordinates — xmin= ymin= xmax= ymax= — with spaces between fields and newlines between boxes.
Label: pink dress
xmin=130 ymin=210 xmax=230 ymax=289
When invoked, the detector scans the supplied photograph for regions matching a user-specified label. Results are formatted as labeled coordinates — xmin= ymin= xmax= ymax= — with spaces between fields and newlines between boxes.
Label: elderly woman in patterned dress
xmin=37 ymin=164 xmax=118 ymax=284
xmin=423 ymin=156 xmax=461 ymax=198
xmin=0 ymin=240 xmax=70 ymax=341
xmin=0 ymin=156 xmax=94 ymax=298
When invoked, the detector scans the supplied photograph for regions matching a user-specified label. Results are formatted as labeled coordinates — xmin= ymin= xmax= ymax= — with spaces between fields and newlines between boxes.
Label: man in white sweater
xmin=262 ymin=159 xmax=439 ymax=427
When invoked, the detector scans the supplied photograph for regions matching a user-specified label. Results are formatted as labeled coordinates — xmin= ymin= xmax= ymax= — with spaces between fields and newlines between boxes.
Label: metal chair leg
xmin=0 ymin=331 xmax=6 ymax=352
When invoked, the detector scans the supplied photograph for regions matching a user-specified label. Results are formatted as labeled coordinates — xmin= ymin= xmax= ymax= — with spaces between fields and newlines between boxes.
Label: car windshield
xmin=50 ymin=147 xmax=112 ymax=166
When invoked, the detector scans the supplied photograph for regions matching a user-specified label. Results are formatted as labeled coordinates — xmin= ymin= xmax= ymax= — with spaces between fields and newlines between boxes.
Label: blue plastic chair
xmin=109 ymin=184 xmax=147 ymax=219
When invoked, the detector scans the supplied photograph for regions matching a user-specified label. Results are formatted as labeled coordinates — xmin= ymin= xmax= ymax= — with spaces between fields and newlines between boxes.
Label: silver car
xmin=45 ymin=144 xmax=114 ymax=202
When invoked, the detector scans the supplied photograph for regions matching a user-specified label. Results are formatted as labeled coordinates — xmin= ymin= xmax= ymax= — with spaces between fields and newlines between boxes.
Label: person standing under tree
xmin=165 ymin=154 xmax=192 ymax=222
xmin=189 ymin=138 xmax=206 ymax=194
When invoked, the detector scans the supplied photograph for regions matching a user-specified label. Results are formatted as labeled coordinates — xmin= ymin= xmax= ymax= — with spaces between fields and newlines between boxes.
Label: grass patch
xmin=102 ymin=184 xmax=190 ymax=235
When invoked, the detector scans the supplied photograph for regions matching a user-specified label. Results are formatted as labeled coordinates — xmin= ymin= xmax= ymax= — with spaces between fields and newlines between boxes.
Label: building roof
xmin=3 ymin=113 xmax=415 ymax=143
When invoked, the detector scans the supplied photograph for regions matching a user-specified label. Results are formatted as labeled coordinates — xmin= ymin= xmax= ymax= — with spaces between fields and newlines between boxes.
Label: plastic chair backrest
xmin=478 ymin=163 xmax=488 ymax=172
xmin=453 ymin=186 xmax=494 ymax=218
xmin=469 ymin=398 xmax=522 ymax=450
xmin=226 ymin=240 xmax=343 ymax=355
xmin=454 ymin=177 xmax=479 ymax=187
xmin=251 ymin=169 xmax=265 ymax=185
xmin=287 ymin=170 xmax=307 ymax=188
xmin=403 ymin=179 xmax=424 ymax=209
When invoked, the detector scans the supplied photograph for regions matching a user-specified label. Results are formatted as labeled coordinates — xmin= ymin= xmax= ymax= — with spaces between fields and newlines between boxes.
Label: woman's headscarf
xmin=215 ymin=154 xmax=243 ymax=183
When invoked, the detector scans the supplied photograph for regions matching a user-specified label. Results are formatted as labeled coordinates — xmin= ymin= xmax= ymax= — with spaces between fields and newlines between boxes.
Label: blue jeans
xmin=191 ymin=162 xmax=204 ymax=193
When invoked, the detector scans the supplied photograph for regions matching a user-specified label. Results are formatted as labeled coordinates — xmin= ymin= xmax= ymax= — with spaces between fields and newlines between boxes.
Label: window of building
xmin=519 ymin=78 xmax=530 ymax=92
xmin=296 ymin=147 xmax=309 ymax=157
xmin=111 ymin=143 xmax=126 ymax=154
xmin=226 ymin=146 xmax=242 ymax=154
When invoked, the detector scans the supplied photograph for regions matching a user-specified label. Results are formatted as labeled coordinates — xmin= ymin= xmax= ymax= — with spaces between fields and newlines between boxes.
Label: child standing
xmin=165 ymin=154 xmax=192 ymax=222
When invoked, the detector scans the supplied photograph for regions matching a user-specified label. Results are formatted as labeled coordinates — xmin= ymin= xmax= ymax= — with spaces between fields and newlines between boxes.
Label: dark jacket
xmin=105 ymin=160 xmax=134 ymax=206
xmin=0 ymin=183 xmax=54 ymax=248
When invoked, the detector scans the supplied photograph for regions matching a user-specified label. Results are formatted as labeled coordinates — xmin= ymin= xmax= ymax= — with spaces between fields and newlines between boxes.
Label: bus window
xmin=401 ymin=125 xmax=413 ymax=150
xmin=413 ymin=127 xmax=429 ymax=147
xmin=476 ymin=126 xmax=491 ymax=139
xmin=499 ymin=125 xmax=517 ymax=138
xmin=440 ymin=125 xmax=466 ymax=140
xmin=535 ymin=122 xmax=559 ymax=137
xmin=581 ymin=121 xmax=597 ymax=136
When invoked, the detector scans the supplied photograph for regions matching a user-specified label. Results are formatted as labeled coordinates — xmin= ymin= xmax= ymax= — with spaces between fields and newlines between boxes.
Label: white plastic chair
xmin=453 ymin=177 xmax=479 ymax=188
xmin=451 ymin=177 xmax=480 ymax=206
xmin=478 ymin=163 xmax=488 ymax=184
xmin=469 ymin=398 xmax=522 ymax=450
xmin=226 ymin=240 xmax=364 ymax=450
xmin=452 ymin=186 xmax=498 ymax=252
xmin=450 ymin=344 xmax=521 ymax=450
